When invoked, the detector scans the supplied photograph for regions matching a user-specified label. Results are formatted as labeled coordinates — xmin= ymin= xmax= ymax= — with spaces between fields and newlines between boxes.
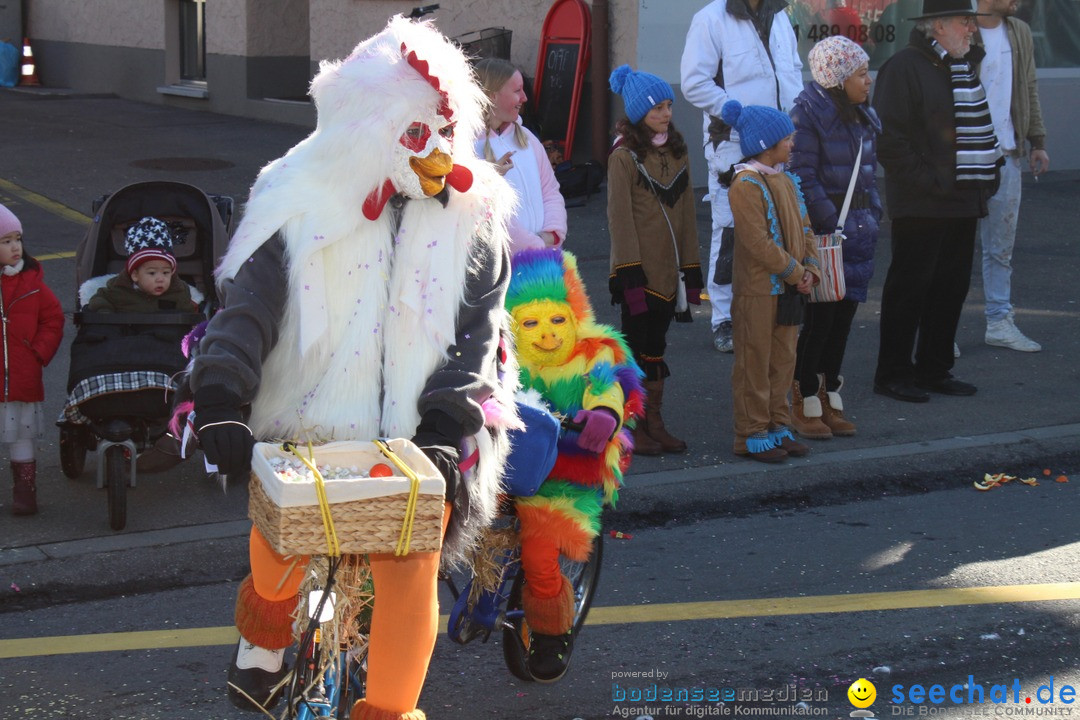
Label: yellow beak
xmin=409 ymin=148 xmax=454 ymax=196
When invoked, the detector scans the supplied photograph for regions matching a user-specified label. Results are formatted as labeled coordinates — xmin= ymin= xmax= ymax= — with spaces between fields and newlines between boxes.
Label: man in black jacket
xmin=871 ymin=0 xmax=1002 ymax=403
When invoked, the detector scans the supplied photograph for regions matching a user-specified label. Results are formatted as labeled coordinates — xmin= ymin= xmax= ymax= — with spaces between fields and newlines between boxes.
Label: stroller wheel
xmin=104 ymin=445 xmax=129 ymax=531
xmin=59 ymin=425 xmax=89 ymax=480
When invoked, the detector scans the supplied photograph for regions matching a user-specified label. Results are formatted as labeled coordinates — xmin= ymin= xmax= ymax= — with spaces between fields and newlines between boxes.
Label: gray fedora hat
xmin=908 ymin=0 xmax=990 ymax=19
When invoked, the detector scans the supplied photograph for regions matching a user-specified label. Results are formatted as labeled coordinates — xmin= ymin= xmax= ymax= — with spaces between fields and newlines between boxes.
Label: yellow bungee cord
xmin=372 ymin=439 xmax=421 ymax=556
xmin=283 ymin=441 xmax=340 ymax=557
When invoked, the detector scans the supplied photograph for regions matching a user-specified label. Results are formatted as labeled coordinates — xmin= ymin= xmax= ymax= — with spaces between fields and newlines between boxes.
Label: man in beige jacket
xmin=974 ymin=0 xmax=1049 ymax=352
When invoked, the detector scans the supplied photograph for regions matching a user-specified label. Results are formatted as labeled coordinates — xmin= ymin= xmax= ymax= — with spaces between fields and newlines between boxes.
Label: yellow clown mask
xmin=512 ymin=299 xmax=578 ymax=368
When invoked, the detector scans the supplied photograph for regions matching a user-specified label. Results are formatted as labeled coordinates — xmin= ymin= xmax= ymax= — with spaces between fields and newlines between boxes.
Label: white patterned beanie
xmin=808 ymin=36 xmax=870 ymax=90
xmin=124 ymin=217 xmax=177 ymax=274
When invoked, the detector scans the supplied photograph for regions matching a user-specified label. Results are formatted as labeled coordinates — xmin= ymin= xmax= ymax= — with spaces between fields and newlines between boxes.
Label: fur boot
xmin=522 ymin=575 xmax=576 ymax=683
xmin=790 ymin=380 xmax=831 ymax=440
xmin=228 ymin=575 xmax=293 ymax=711
xmin=643 ymin=379 xmax=688 ymax=453
xmin=12 ymin=461 xmax=37 ymax=516
xmin=350 ymin=700 xmax=426 ymax=720
xmin=521 ymin=575 xmax=575 ymax=635
xmin=819 ymin=375 xmax=856 ymax=437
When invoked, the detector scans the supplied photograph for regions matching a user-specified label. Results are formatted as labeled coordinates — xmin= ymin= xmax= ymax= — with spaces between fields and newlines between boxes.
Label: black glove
xmin=194 ymin=386 xmax=254 ymax=476
xmin=411 ymin=410 xmax=464 ymax=502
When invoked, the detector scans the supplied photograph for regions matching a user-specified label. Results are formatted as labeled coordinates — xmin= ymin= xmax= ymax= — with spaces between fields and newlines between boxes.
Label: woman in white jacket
xmin=474 ymin=58 xmax=568 ymax=254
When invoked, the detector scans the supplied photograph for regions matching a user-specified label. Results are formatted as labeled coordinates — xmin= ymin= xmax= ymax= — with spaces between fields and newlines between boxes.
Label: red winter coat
xmin=0 ymin=260 xmax=64 ymax=402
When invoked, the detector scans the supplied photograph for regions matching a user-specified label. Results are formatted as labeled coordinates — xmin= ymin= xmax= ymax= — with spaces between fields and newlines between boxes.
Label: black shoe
xmin=227 ymin=639 xmax=289 ymax=712
xmin=914 ymin=377 xmax=977 ymax=396
xmin=873 ymin=380 xmax=930 ymax=403
xmin=528 ymin=631 xmax=574 ymax=683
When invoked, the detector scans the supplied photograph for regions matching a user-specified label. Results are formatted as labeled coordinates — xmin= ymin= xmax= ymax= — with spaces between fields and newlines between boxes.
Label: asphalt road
xmin=2 ymin=483 xmax=1078 ymax=719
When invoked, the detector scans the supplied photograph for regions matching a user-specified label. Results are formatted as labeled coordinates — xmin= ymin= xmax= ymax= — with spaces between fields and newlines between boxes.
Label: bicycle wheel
xmin=104 ymin=445 xmax=128 ymax=531
xmin=501 ymin=533 xmax=603 ymax=681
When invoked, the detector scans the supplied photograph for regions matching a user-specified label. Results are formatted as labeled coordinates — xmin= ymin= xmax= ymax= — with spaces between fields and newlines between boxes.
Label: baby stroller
xmin=56 ymin=181 xmax=231 ymax=530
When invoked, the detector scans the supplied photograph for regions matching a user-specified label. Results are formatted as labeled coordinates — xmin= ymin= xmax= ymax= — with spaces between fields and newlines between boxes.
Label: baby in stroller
xmin=57 ymin=181 xmax=229 ymax=530
xmin=85 ymin=217 xmax=199 ymax=314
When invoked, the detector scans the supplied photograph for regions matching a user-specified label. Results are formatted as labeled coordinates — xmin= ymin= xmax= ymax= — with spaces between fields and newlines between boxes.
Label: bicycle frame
xmin=285 ymin=561 xmax=367 ymax=720
xmin=445 ymin=515 xmax=525 ymax=646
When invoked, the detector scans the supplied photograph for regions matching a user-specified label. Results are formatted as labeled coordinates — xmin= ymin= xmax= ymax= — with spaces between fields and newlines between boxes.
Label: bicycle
xmin=275 ymin=412 xmax=605 ymax=717
xmin=443 ymin=411 xmax=604 ymax=682
xmin=443 ymin=504 xmax=603 ymax=681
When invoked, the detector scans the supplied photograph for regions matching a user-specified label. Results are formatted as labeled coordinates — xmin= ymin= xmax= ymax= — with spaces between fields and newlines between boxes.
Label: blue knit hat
xmin=721 ymin=100 xmax=795 ymax=158
xmin=609 ymin=64 xmax=674 ymax=124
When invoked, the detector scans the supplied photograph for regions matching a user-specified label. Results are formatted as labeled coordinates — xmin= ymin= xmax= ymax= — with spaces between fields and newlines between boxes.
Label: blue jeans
xmin=976 ymin=154 xmax=1022 ymax=322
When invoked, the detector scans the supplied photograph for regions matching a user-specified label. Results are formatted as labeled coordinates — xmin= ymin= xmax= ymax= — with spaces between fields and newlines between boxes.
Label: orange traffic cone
xmin=19 ymin=37 xmax=41 ymax=87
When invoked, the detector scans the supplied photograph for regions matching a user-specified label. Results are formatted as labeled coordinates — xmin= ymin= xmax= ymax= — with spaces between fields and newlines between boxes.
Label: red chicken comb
xmin=401 ymin=42 xmax=453 ymax=120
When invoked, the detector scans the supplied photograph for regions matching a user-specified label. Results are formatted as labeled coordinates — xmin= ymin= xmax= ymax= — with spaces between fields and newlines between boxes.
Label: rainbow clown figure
xmin=505 ymin=247 xmax=644 ymax=681
xmin=188 ymin=17 xmax=516 ymax=720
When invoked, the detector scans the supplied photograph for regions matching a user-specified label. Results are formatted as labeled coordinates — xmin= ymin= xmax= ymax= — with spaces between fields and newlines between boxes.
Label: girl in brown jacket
xmin=720 ymin=100 xmax=820 ymax=463
xmin=607 ymin=65 xmax=703 ymax=456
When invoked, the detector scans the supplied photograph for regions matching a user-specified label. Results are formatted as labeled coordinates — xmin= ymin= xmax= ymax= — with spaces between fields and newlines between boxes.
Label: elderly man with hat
xmin=871 ymin=0 xmax=1003 ymax=403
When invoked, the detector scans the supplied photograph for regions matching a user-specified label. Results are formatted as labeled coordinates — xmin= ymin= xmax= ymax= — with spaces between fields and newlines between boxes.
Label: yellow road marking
xmin=2 ymin=582 xmax=1078 ymax=660
xmin=0 ymin=178 xmax=92 ymax=226
xmin=34 ymin=250 xmax=77 ymax=261
xmin=583 ymin=582 xmax=1080 ymax=625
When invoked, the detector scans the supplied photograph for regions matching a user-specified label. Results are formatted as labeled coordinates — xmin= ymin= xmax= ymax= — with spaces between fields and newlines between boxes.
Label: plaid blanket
xmin=60 ymin=371 xmax=177 ymax=425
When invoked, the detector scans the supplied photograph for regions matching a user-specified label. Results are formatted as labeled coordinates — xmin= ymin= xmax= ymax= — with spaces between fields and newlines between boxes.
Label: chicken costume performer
xmin=188 ymin=18 xmax=515 ymax=720
xmin=505 ymin=248 xmax=644 ymax=681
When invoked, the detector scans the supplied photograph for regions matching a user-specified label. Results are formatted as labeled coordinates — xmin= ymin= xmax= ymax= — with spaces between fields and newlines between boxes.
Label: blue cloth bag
xmin=503 ymin=402 xmax=560 ymax=497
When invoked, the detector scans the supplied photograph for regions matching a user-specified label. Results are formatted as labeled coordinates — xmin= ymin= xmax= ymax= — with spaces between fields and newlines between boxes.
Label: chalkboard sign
xmin=534 ymin=42 xmax=580 ymax=146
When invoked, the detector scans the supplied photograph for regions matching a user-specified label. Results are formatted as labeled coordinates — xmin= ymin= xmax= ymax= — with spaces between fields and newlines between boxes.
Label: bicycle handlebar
xmin=560 ymin=416 xmax=587 ymax=434
xmin=407 ymin=4 xmax=439 ymax=18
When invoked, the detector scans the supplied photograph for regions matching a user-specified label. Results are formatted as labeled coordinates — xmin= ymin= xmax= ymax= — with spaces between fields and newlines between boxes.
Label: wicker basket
xmin=248 ymin=439 xmax=445 ymax=556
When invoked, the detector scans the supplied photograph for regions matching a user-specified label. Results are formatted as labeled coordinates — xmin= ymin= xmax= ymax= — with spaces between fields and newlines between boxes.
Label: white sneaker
xmin=986 ymin=317 xmax=1042 ymax=352
xmin=235 ymin=637 xmax=285 ymax=673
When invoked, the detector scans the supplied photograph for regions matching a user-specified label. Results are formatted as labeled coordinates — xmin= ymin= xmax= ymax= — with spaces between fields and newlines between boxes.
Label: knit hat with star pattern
xmin=125 ymin=217 xmax=177 ymax=275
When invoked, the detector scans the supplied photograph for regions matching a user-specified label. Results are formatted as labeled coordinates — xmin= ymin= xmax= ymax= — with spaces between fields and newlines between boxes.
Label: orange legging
xmin=248 ymin=502 xmax=452 ymax=715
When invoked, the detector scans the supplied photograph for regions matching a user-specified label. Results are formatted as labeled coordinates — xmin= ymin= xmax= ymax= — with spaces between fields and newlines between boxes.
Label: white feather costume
xmin=194 ymin=17 xmax=517 ymax=564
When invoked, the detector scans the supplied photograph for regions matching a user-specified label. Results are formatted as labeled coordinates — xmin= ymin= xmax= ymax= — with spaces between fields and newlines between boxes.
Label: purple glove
xmin=573 ymin=409 xmax=618 ymax=453
xmin=623 ymin=286 xmax=648 ymax=316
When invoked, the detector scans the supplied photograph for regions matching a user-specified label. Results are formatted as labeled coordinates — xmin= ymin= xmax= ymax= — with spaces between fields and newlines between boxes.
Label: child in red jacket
xmin=0 ymin=204 xmax=64 ymax=515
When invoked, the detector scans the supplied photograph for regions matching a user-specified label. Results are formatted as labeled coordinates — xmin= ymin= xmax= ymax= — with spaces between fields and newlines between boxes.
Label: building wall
xmin=28 ymin=0 xmax=163 ymax=48
xmin=308 ymin=0 xmax=636 ymax=81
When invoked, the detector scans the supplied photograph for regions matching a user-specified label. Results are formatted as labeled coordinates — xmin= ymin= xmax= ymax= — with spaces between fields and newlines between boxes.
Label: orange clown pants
xmin=239 ymin=502 xmax=452 ymax=716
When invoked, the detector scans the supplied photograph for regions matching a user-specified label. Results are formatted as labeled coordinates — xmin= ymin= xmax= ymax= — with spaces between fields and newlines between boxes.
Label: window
xmin=179 ymin=0 xmax=206 ymax=82
xmin=787 ymin=0 xmax=1080 ymax=69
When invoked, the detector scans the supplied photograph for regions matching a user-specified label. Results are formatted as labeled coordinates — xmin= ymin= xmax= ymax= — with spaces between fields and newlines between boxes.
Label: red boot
xmin=12 ymin=460 xmax=37 ymax=515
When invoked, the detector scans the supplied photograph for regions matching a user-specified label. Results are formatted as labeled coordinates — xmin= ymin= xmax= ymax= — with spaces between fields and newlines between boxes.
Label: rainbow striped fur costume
xmin=506 ymin=248 xmax=645 ymax=560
